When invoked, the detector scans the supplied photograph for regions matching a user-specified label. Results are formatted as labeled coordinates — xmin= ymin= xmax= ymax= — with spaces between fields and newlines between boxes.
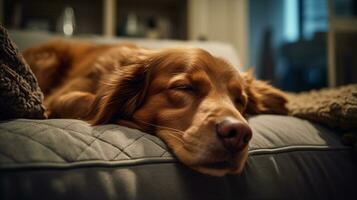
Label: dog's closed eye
xmin=168 ymin=81 xmax=195 ymax=93
xmin=170 ymin=84 xmax=194 ymax=91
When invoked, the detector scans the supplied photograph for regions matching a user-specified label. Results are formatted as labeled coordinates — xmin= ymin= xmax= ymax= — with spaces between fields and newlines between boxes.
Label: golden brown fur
xmin=23 ymin=40 xmax=288 ymax=176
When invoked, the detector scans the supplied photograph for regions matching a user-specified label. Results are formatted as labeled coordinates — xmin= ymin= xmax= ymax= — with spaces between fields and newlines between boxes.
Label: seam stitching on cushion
xmin=62 ymin=126 xmax=128 ymax=148
xmin=110 ymin=151 xmax=129 ymax=161
xmin=248 ymin=146 xmax=350 ymax=155
xmin=159 ymin=150 xmax=168 ymax=157
xmin=4 ymin=120 xmax=167 ymax=161
xmin=13 ymin=121 xmax=168 ymax=153
xmin=140 ymin=136 xmax=168 ymax=156
xmin=141 ymin=136 xmax=167 ymax=151
xmin=112 ymin=134 xmax=146 ymax=160
xmin=0 ymin=157 xmax=177 ymax=170
xmin=0 ymin=127 xmax=67 ymax=162
xmin=1 ymin=122 xmax=43 ymax=135
xmin=26 ymin=121 xmax=140 ymax=149
xmin=0 ymin=148 xmax=351 ymax=170
xmin=18 ymin=121 xmax=97 ymax=154
xmin=19 ymin=120 xmax=85 ymax=131
xmin=61 ymin=122 xmax=100 ymax=146
xmin=249 ymin=144 xmax=348 ymax=151
xmin=0 ymin=151 xmax=17 ymax=162
xmin=18 ymin=120 xmax=130 ymax=158
xmin=75 ymin=127 xmax=120 ymax=160
xmin=92 ymin=136 xmax=131 ymax=160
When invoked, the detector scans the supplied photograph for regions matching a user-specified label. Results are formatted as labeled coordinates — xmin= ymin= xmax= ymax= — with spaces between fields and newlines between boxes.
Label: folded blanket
xmin=287 ymin=85 xmax=357 ymax=149
xmin=0 ymin=25 xmax=45 ymax=120
xmin=287 ymin=85 xmax=357 ymax=131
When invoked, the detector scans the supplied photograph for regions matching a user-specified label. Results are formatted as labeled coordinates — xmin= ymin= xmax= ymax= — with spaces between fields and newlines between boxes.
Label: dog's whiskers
xmin=165 ymin=132 xmax=185 ymax=144
xmin=133 ymin=118 xmax=185 ymax=143
xmin=133 ymin=118 xmax=185 ymax=134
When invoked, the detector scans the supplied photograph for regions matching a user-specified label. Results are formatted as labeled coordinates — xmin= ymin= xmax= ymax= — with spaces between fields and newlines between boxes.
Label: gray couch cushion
xmin=0 ymin=115 xmax=347 ymax=168
xmin=1 ymin=115 xmax=356 ymax=200
xmin=0 ymin=115 xmax=357 ymax=200
xmin=0 ymin=119 xmax=172 ymax=167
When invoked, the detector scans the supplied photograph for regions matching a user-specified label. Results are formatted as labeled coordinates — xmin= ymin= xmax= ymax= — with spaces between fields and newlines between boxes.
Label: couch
xmin=0 ymin=31 xmax=356 ymax=200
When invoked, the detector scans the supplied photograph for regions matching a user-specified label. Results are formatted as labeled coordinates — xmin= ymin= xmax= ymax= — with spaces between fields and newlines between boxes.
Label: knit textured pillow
xmin=0 ymin=25 xmax=45 ymax=120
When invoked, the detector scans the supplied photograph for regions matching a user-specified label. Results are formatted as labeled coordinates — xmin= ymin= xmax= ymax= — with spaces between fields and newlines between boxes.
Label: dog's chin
xmin=172 ymin=145 xmax=249 ymax=177
xmin=190 ymin=148 xmax=249 ymax=176
xmin=155 ymin=129 xmax=250 ymax=177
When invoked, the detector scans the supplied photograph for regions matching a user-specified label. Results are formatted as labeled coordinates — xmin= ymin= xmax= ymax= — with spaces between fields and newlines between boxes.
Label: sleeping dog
xmin=23 ymin=40 xmax=288 ymax=176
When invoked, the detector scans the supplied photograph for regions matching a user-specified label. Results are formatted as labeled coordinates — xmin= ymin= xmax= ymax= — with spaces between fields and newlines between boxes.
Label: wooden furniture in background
xmin=3 ymin=0 xmax=249 ymax=67
xmin=188 ymin=0 xmax=249 ymax=68
xmin=3 ymin=0 xmax=187 ymax=39
xmin=328 ymin=0 xmax=357 ymax=86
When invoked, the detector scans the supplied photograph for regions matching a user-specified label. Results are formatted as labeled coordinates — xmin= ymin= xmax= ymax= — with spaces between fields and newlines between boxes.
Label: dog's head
xmin=89 ymin=48 xmax=287 ymax=176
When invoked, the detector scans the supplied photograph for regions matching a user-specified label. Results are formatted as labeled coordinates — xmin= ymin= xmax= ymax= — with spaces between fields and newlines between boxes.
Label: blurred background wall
xmin=249 ymin=0 xmax=329 ymax=91
xmin=0 ymin=0 xmax=356 ymax=91
xmin=188 ymin=0 xmax=249 ymax=71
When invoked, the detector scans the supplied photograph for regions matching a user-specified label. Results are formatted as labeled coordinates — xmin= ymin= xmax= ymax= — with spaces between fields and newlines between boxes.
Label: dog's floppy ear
xmin=242 ymin=71 xmax=288 ymax=115
xmin=88 ymin=63 xmax=150 ymax=125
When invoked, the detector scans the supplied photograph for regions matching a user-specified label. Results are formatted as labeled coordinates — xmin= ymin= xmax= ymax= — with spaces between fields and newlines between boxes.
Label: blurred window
xmin=284 ymin=0 xmax=299 ymax=42
xmin=303 ymin=0 xmax=328 ymax=39
xmin=284 ymin=0 xmax=328 ymax=42
xmin=333 ymin=0 xmax=357 ymax=16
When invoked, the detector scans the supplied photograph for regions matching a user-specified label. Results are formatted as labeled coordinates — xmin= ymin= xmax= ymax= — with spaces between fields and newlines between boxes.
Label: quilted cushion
xmin=0 ymin=115 xmax=356 ymax=200
xmin=0 ymin=115 xmax=347 ymax=168
xmin=0 ymin=119 xmax=172 ymax=167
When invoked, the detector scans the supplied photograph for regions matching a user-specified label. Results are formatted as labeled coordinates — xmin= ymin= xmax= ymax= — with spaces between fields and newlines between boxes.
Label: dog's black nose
xmin=216 ymin=117 xmax=252 ymax=152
